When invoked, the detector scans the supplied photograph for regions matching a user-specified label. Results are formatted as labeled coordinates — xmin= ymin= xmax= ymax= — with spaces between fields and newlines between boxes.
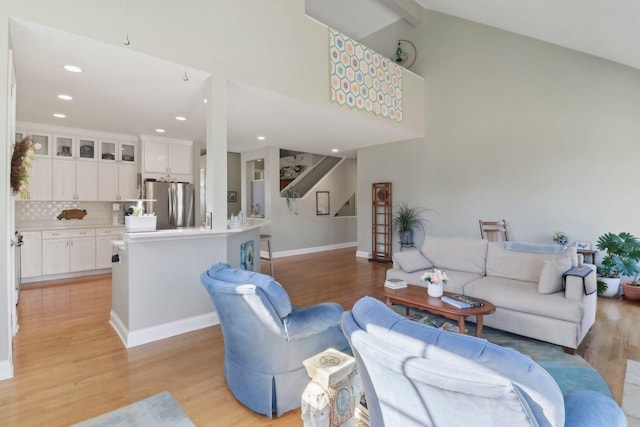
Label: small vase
xmin=428 ymin=282 xmax=443 ymax=298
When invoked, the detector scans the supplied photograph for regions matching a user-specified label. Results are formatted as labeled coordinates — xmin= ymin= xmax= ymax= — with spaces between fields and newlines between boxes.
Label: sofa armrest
xmin=565 ymin=264 xmax=596 ymax=301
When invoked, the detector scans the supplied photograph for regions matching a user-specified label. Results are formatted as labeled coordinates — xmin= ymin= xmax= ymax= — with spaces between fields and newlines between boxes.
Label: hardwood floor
xmin=0 ymin=247 xmax=637 ymax=426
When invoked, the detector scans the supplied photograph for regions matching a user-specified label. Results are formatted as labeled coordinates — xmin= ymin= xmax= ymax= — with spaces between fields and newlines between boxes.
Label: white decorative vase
xmin=598 ymin=277 xmax=621 ymax=298
xmin=428 ymin=283 xmax=444 ymax=298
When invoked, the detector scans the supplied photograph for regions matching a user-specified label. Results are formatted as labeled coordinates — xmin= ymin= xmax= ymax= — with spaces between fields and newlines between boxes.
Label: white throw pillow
xmin=395 ymin=249 xmax=433 ymax=273
xmin=538 ymin=257 xmax=573 ymax=294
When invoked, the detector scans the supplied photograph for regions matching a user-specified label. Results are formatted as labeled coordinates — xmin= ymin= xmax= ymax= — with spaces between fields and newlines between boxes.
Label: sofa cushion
xmin=393 ymin=249 xmax=433 ymax=273
xmin=464 ymin=276 xmax=584 ymax=323
xmin=441 ymin=270 xmax=484 ymax=294
xmin=421 ymin=236 xmax=488 ymax=276
xmin=486 ymin=243 xmax=578 ymax=283
xmin=538 ymin=257 xmax=573 ymax=294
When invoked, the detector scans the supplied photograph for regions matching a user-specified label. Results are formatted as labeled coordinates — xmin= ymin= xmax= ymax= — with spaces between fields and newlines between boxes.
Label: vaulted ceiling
xmin=11 ymin=1 xmax=640 ymax=159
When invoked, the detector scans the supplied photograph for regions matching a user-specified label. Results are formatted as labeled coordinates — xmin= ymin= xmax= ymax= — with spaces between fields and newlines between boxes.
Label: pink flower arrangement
xmin=421 ymin=268 xmax=448 ymax=285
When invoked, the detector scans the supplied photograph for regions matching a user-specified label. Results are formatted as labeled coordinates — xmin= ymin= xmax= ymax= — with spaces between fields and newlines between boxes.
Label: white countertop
xmin=17 ymin=222 xmax=125 ymax=232
xmin=121 ymin=219 xmax=269 ymax=242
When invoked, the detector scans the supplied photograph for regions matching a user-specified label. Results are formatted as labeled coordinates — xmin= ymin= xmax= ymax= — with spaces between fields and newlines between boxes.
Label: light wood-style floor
xmin=0 ymin=247 xmax=638 ymax=426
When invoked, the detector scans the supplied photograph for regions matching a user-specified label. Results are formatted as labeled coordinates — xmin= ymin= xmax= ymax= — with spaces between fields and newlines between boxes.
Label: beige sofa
xmin=386 ymin=236 xmax=597 ymax=352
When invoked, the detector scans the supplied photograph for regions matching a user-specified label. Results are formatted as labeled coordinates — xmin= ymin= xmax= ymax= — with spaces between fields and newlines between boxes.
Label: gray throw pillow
xmin=395 ymin=249 xmax=433 ymax=273
xmin=538 ymin=256 xmax=573 ymax=294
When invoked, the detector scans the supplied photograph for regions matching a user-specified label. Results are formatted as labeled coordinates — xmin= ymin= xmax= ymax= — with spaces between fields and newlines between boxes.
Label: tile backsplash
xmin=16 ymin=201 xmax=126 ymax=229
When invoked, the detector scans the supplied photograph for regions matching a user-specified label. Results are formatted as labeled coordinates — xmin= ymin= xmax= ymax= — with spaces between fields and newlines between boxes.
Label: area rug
xmin=396 ymin=306 xmax=612 ymax=398
xmin=71 ymin=391 xmax=194 ymax=427
xmin=623 ymin=359 xmax=640 ymax=426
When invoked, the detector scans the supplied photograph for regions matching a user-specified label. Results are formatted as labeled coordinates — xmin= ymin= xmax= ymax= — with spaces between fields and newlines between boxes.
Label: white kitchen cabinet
xmin=99 ymin=140 xmax=137 ymax=163
xmin=76 ymin=161 xmax=98 ymax=200
xmin=98 ymin=140 xmax=138 ymax=201
xmin=143 ymin=140 xmax=192 ymax=177
xmin=52 ymin=159 xmax=98 ymax=201
xmin=69 ymin=236 xmax=96 ymax=272
xmin=15 ymin=129 xmax=52 ymax=200
xmin=53 ymin=134 xmax=97 ymax=161
xmin=24 ymin=157 xmax=52 ymax=200
xmin=98 ymin=162 xmax=138 ymax=201
xmin=18 ymin=130 xmax=52 ymax=157
xmin=20 ymin=231 xmax=42 ymax=278
xmin=42 ymin=229 xmax=95 ymax=275
xmin=96 ymin=227 xmax=123 ymax=269
xmin=42 ymin=238 xmax=70 ymax=275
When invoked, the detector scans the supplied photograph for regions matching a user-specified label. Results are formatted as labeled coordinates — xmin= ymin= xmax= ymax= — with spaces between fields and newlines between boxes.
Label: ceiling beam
xmin=377 ymin=0 xmax=424 ymax=26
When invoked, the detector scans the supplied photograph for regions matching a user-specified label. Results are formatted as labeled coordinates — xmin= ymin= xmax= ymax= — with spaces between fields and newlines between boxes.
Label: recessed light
xmin=155 ymin=128 xmax=166 ymax=133
xmin=331 ymin=148 xmax=339 ymax=153
xmin=63 ymin=65 xmax=83 ymax=73
xmin=203 ymin=99 xmax=208 ymax=103
xmin=57 ymin=94 xmax=73 ymax=101
xmin=53 ymin=113 xmax=66 ymax=118
xmin=257 ymin=136 xmax=266 ymax=141
xmin=175 ymin=116 xmax=186 ymax=121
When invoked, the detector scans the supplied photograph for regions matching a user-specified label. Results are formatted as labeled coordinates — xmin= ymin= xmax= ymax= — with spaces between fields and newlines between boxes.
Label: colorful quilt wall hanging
xmin=329 ymin=27 xmax=402 ymax=122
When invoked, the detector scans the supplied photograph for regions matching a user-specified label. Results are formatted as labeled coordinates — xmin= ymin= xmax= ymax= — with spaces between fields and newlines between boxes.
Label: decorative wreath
xmin=10 ymin=136 xmax=39 ymax=197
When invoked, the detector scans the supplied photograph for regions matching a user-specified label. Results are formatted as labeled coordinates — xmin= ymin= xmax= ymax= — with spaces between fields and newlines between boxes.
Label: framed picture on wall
xmin=316 ymin=191 xmax=330 ymax=215
xmin=575 ymin=241 xmax=591 ymax=250
xmin=227 ymin=191 xmax=237 ymax=203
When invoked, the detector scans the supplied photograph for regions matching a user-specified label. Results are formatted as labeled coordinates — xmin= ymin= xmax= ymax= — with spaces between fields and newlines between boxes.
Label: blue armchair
xmin=342 ymin=296 xmax=626 ymax=427
xmin=200 ymin=263 xmax=350 ymax=418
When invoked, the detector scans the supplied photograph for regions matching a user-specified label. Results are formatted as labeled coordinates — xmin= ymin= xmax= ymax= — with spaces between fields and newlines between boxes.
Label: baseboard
xmin=22 ymin=268 xmax=112 ymax=284
xmin=110 ymin=310 xmax=220 ymax=349
xmin=355 ymin=250 xmax=370 ymax=259
xmin=274 ymin=242 xmax=357 ymax=259
xmin=0 ymin=359 xmax=14 ymax=380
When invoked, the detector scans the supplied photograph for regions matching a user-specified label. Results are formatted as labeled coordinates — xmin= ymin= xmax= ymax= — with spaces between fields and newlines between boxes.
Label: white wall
xmin=0 ymin=8 xmax=11 ymax=378
xmin=357 ymin=12 xmax=640 ymax=257
xmin=242 ymin=147 xmax=357 ymax=254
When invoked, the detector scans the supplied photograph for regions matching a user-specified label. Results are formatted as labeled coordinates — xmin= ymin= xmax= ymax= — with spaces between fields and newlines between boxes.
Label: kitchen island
xmin=110 ymin=219 xmax=266 ymax=348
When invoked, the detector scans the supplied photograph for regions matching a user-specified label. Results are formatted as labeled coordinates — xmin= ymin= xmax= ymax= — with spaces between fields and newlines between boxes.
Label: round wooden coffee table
xmin=381 ymin=285 xmax=496 ymax=337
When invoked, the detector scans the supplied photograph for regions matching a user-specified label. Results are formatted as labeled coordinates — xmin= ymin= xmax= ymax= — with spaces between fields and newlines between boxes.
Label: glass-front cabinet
xmin=54 ymin=135 xmax=97 ymax=161
xmin=99 ymin=140 xmax=136 ymax=163
xmin=54 ymin=135 xmax=73 ymax=158
xmin=16 ymin=130 xmax=51 ymax=157
xmin=78 ymin=138 xmax=97 ymax=160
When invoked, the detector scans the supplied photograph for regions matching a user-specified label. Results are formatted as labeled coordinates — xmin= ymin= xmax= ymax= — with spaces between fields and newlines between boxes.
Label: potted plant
xmin=281 ymin=188 xmax=300 ymax=214
xmin=392 ymin=202 xmax=427 ymax=247
xmin=596 ymin=232 xmax=640 ymax=299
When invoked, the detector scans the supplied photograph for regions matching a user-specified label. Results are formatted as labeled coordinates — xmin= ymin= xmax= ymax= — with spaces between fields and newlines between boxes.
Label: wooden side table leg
xmin=457 ymin=316 xmax=465 ymax=334
xmin=475 ymin=316 xmax=484 ymax=337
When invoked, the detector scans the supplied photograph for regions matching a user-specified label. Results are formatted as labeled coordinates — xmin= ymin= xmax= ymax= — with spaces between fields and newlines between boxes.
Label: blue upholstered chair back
xmin=201 ymin=262 xmax=350 ymax=418
xmin=342 ymin=297 xmax=565 ymax=427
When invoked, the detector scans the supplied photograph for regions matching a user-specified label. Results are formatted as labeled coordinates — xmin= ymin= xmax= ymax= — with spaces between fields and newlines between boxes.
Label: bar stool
xmin=260 ymin=234 xmax=274 ymax=276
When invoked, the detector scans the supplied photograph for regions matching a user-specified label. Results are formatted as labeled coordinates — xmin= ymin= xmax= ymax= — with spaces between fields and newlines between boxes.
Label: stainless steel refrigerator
xmin=144 ymin=181 xmax=195 ymax=230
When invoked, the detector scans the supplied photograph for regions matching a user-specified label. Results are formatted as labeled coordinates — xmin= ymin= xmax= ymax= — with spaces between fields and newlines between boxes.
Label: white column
xmin=205 ymin=75 xmax=228 ymax=230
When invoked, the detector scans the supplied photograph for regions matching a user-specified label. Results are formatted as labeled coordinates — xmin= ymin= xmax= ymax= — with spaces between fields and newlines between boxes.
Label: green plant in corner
xmin=596 ymin=232 xmax=640 ymax=282
xmin=392 ymin=202 xmax=428 ymax=247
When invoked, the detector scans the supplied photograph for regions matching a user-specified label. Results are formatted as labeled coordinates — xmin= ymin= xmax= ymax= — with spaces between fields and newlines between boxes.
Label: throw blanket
xmin=503 ymin=242 xmax=568 ymax=254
